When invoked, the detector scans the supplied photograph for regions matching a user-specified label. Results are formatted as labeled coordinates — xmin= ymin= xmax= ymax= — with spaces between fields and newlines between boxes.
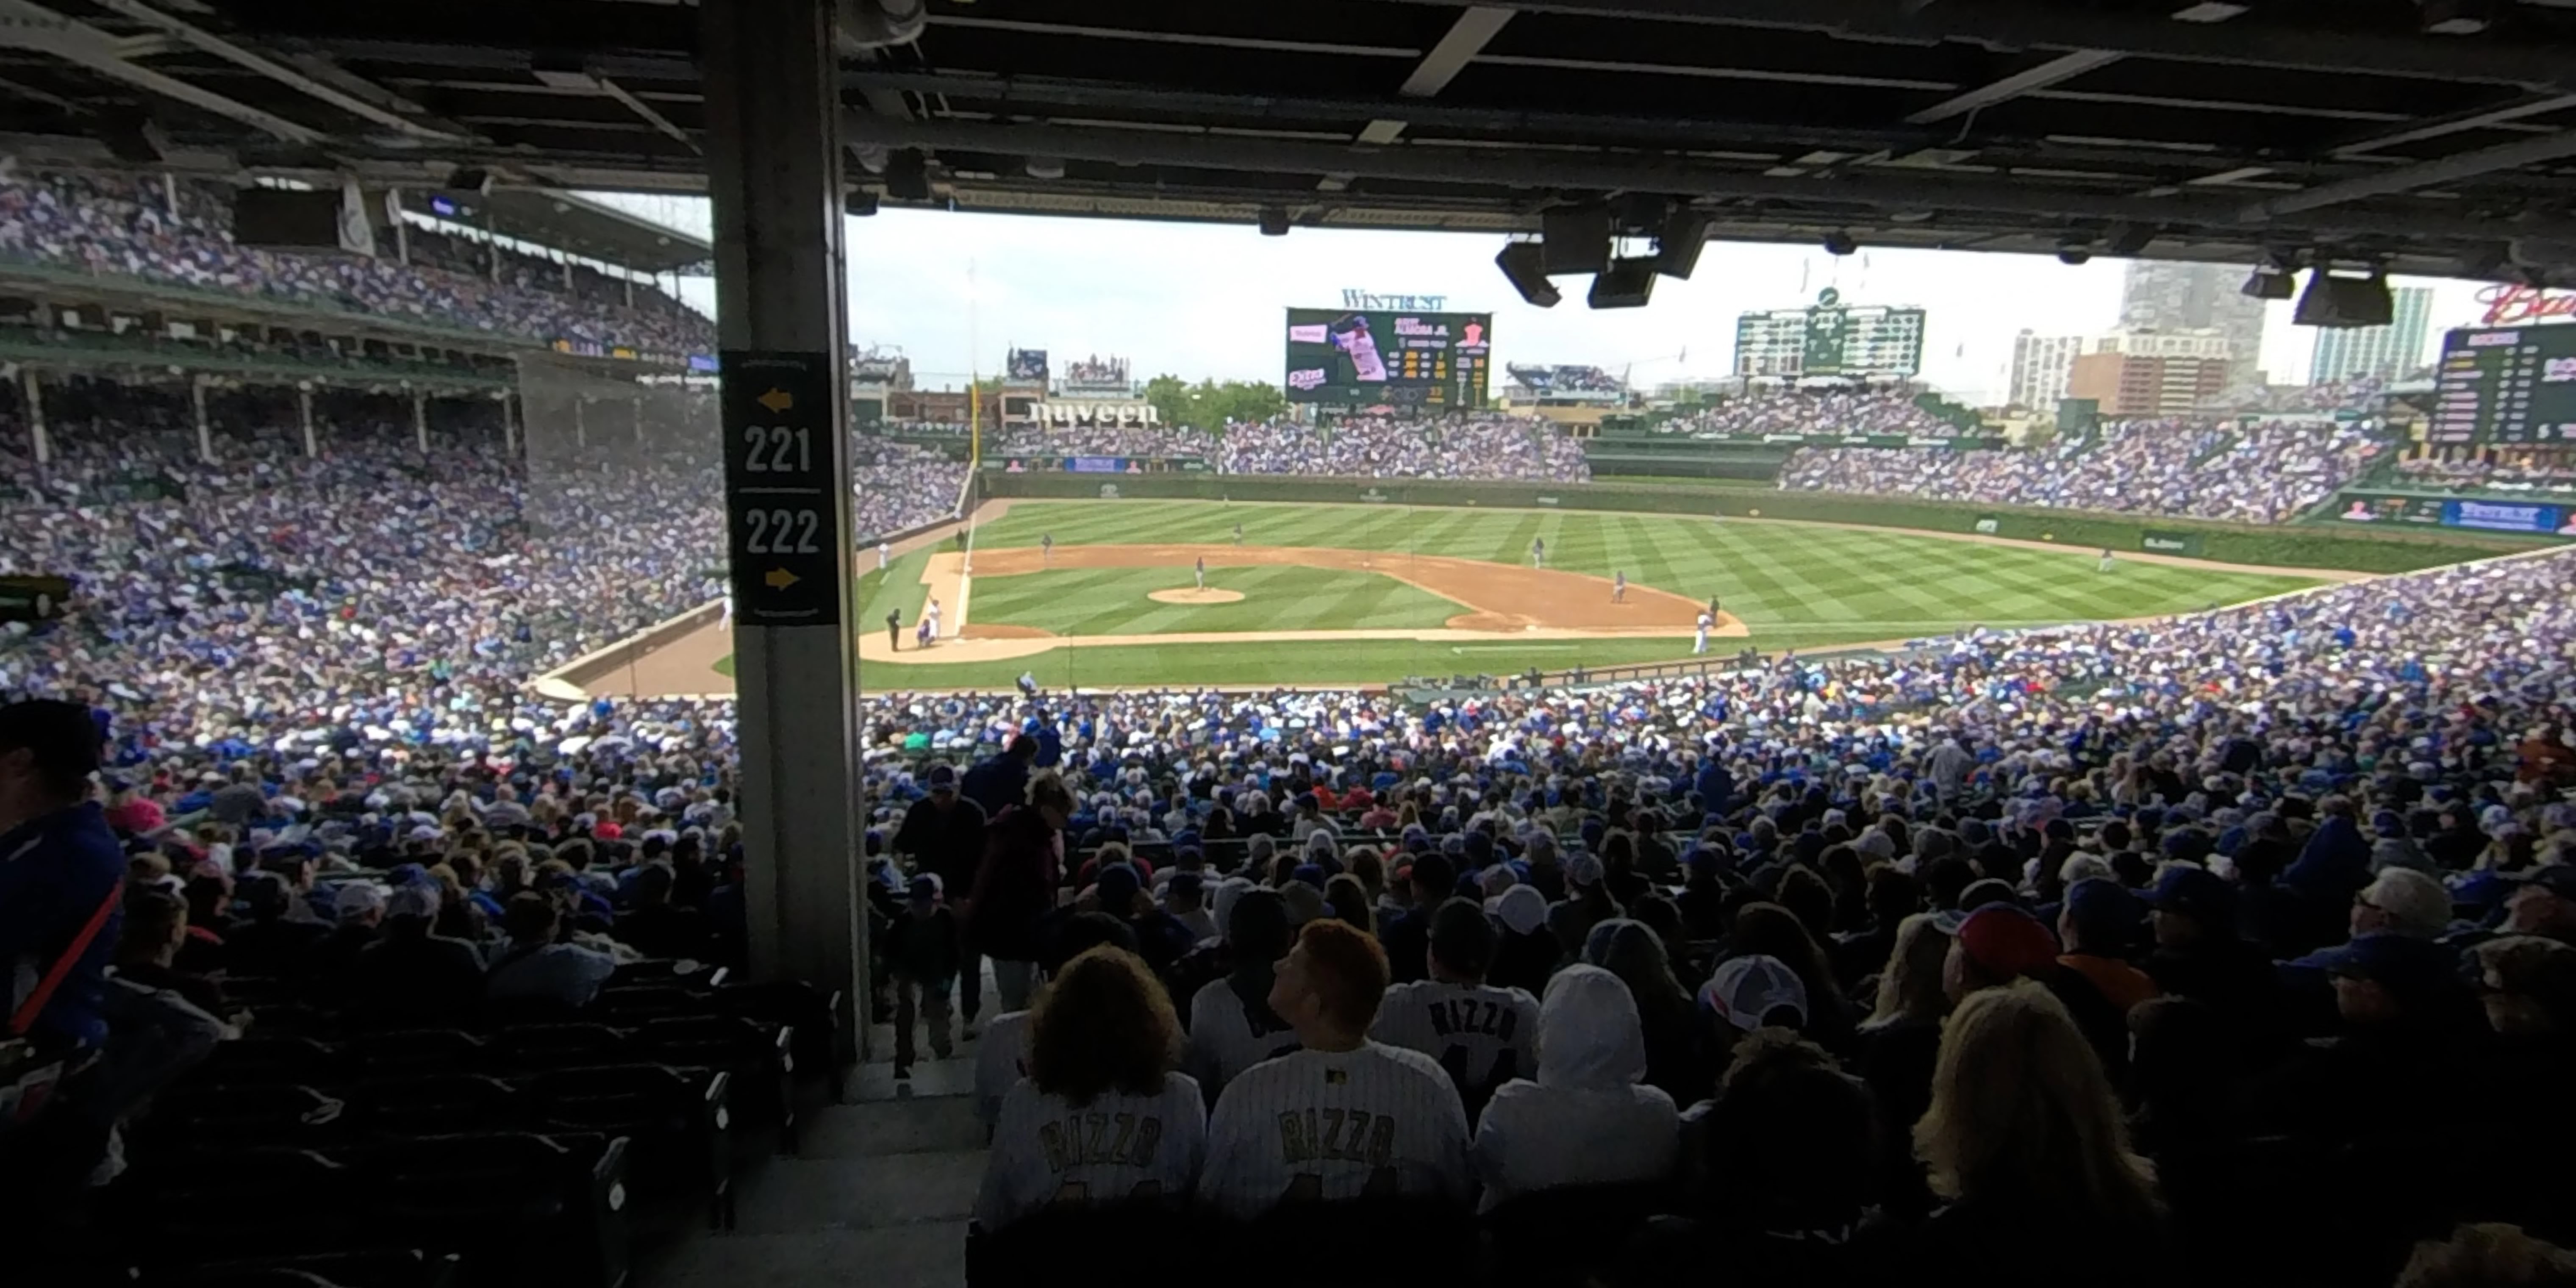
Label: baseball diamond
xmin=580 ymin=499 xmax=2340 ymax=697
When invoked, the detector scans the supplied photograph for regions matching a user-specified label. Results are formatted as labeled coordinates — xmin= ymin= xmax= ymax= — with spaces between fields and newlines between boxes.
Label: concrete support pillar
xmin=192 ymin=377 xmax=213 ymax=464
xmin=413 ymin=389 xmax=430 ymax=454
xmin=298 ymin=386 xmax=317 ymax=458
xmin=21 ymin=368 xmax=48 ymax=466
xmin=500 ymin=390 xmax=518 ymax=457
xmin=704 ymin=0 xmax=866 ymax=1058
xmin=573 ymin=397 xmax=587 ymax=448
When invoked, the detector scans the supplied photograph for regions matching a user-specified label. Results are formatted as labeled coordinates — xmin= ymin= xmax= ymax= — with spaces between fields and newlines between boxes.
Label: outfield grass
xmin=972 ymin=564 xmax=1460 ymax=636
xmin=770 ymin=500 xmax=2331 ymax=688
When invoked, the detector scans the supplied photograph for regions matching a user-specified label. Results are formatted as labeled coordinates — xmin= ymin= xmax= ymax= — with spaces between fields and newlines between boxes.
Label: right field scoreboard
xmin=2428 ymin=324 xmax=2576 ymax=445
xmin=1283 ymin=308 xmax=1493 ymax=407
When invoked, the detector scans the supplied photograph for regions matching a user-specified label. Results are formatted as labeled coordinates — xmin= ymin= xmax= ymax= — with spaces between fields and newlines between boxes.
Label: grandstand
xmin=9 ymin=6 xmax=2576 ymax=1288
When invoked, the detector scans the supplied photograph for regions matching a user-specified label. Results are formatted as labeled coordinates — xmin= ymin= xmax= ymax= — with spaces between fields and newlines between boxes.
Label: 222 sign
xmin=721 ymin=350 xmax=843 ymax=627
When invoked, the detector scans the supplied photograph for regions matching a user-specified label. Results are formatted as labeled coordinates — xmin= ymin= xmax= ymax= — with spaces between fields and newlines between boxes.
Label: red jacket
xmin=964 ymin=805 xmax=1061 ymax=961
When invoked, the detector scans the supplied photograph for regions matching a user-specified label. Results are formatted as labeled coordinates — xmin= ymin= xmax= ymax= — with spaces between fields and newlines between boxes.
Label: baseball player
xmin=2098 ymin=547 xmax=2115 ymax=574
xmin=1530 ymin=537 xmax=1545 ymax=569
xmin=1693 ymin=610 xmax=1713 ymax=655
xmin=1611 ymin=572 xmax=1626 ymax=604
xmin=1369 ymin=898 xmax=1538 ymax=1124
xmin=1041 ymin=533 xmax=1054 ymax=566
xmin=721 ymin=590 xmax=734 ymax=627
xmin=1232 ymin=522 xmax=1244 ymax=546
xmin=1187 ymin=889 xmax=1300 ymax=1104
xmin=925 ymin=597 xmax=942 ymax=645
xmin=879 ymin=540 xmax=891 ymax=571
xmin=886 ymin=608 xmax=902 ymax=652
xmin=1199 ymin=920 xmax=1471 ymax=1219
xmin=1194 ymin=556 xmax=1207 ymax=591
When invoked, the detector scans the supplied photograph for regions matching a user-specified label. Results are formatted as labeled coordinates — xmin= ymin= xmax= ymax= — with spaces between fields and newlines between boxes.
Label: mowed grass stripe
xmin=967 ymin=565 xmax=1460 ymax=636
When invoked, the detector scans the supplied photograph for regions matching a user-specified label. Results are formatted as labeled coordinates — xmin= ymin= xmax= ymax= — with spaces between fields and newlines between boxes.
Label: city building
xmin=2308 ymin=285 xmax=2433 ymax=383
xmin=2067 ymin=335 xmax=2232 ymax=417
xmin=2119 ymin=260 xmax=2268 ymax=384
xmin=2007 ymin=330 xmax=2087 ymax=411
xmin=1733 ymin=288 xmax=1927 ymax=379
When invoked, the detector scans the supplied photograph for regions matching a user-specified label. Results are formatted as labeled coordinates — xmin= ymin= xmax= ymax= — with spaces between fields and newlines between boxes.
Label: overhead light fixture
xmin=2240 ymin=266 xmax=2296 ymax=300
xmin=844 ymin=189 xmax=879 ymax=217
xmin=883 ymin=148 xmax=931 ymax=202
xmin=2169 ymin=3 xmax=2248 ymax=22
xmin=2418 ymin=0 xmax=2499 ymax=35
xmin=1496 ymin=240 xmax=1561 ymax=308
xmin=1024 ymin=156 xmax=1065 ymax=180
xmin=1821 ymin=230 xmax=1857 ymax=257
xmin=1257 ymin=207 xmax=1291 ymax=237
xmin=1588 ymin=257 xmax=1658 ymax=309
xmin=1541 ymin=204 xmax=1613 ymax=275
xmin=2056 ymin=237 xmax=2093 ymax=266
xmin=2102 ymin=223 xmax=2157 ymax=258
xmin=2293 ymin=267 xmax=2395 ymax=328
xmin=1652 ymin=207 xmax=1711 ymax=280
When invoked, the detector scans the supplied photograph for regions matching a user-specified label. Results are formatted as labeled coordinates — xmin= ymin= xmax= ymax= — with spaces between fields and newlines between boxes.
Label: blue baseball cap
xmin=2312 ymin=933 xmax=2462 ymax=1000
xmin=2142 ymin=865 xmax=2235 ymax=925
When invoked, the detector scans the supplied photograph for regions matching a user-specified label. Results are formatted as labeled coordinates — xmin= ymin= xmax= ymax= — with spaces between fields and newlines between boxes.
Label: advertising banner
xmin=2332 ymin=491 xmax=2576 ymax=535
xmin=2139 ymin=531 xmax=2204 ymax=555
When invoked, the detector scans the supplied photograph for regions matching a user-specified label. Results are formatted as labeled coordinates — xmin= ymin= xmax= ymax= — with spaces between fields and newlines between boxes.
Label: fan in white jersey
xmin=1186 ymin=888 xmax=1299 ymax=1104
xmin=974 ymin=912 xmax=1141 ymax=1132
xmin=1370 ymin=897 xmax=1539 ymax=1123
xmin=1471 ymin=963 xmax=1679 ymax=1210
xmin=1201 ymin=919 xmax=1471 ymax=1219
xmin=975 ymin=946 xmax=1208 ymax=1230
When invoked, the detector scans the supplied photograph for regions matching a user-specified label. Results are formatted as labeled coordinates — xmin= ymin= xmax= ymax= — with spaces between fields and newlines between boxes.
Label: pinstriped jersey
xmin=1199 ymin=1042 xmax=1471 ymax=1219
xmin=973 ymin=1074 xmax=1208 ymax=1230
xmin=1369 ymin=980 xmax=1539 ymax=1122
xmin=1185 ymin=979 xmax=1301 ymax=1102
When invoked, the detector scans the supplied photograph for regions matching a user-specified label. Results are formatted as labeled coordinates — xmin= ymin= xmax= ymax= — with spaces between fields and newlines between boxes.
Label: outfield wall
xmin=978 ymin=470 xmax=2545 ymax=573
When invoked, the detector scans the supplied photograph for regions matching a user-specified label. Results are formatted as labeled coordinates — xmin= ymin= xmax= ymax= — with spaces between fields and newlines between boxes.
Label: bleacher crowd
xmin=1657 ymin=389 xmax=1954 ymax=440
xmin=1779 ymin=417 xmax=2386 ymax=525
xmin=2395 ymin=454 xmax=2576 ymax=498
xmin=1220 ymin=415 xmax=1591 ymax=482
xmin=0 ymin=170 xmax=713 ymax=358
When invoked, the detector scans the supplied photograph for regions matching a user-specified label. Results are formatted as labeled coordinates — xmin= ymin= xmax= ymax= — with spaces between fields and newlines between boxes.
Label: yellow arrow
xmin=763 ymin=566 xmax=800 ymax=590
xmin=757 ymin=387 xmax=794 ymax=414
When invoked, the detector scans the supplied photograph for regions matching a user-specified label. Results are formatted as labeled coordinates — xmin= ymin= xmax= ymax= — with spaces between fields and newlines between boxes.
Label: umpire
xmin=886 ymin=608 xmax=902 ymax=652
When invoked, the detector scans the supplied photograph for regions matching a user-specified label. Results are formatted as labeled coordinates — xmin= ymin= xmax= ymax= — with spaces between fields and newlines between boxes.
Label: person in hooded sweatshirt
xmin=1186 ymin=888 xmax=1299 ymax=1104
xmin=1489 ymin=884 xmax=1562 ymax=995
xmin=1471 ymin=963 xmax=1680 ymax=1210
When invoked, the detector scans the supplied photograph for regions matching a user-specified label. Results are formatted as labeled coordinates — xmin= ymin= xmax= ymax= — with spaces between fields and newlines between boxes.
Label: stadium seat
xmin=1243 ymin=1197 xmax=1476 ymax=1288
xmin=966 ymin=1203 xmax=1213 ymax=1288
xmin=632 ymin=1013 xmax=801 ymax=1151
xmin=1482 ymin=1180 xmax=1682 ymax=1288
xmin=521 ymin=1063 xmax=735 ymax=1229
xmin=720 ymin=978 xmax=846 ymax=1103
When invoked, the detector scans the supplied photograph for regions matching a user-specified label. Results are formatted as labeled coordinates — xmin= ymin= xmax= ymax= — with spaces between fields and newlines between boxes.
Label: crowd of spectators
xmin=0 ymin=169 xmax=713 ymax=357
xmin=1779 ymin=416 xmax=2386 ymax=524
xmin=0 ymin=380 xmax=961 ymax=763
xmin=1657 ymin=388 xmax=1954 ymax=440
xmin=987 ymin=423 xmax=1208 ymax=460
xmin=2395 ymin=453 xmax=2576 ymax=498
xmin=1219 ymin=414 xmax=1590 ymax=482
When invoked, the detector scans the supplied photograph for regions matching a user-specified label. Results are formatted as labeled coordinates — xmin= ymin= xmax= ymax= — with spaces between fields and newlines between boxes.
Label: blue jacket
xmin=0 ymin=802 xmax=129 ymax=1049
xmin=2282 ymin=814 xmax=2372 ymax=897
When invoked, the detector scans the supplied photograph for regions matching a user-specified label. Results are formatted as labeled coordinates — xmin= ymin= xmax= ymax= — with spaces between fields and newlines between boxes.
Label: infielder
xmin=1232 ymin=522 xmax=1244 ymax=546
xmin=1611 ymin=572 xmax=1627 ymax=604
xmin=1694 ymin=610 xmax=1713 ymax=655
xmin=721 ymin=590 xmax=734 ymax=627
xmin=1041 ymin=533 xmax=1054 ymax=566
xmin=1199 ymin=920 xmax=1471 ymax=1219
xmin=1194 ymin=556 xmax=1207 ymax=591
xmin=878 ymin=540 xmax=891 ymax=571
xmin=1530 ymin=537 xmax=1545 ymax=569
xmin=1369 ymin=899 xmax=1538 ymax=1124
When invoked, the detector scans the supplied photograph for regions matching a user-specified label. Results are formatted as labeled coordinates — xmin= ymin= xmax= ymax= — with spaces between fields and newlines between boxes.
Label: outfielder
xmin=878 ymin=540 xmax=891 ymax=571
xmin=1530 ymin=537 xmax=1545 ymax=569
xmin=2098 ymin=547 xmax=2115 ymax=574
xmin=1232 ymin=522 xmax=1244 ymax=546
xmin=1199 ymin=920 xmax=1471 ymax=1219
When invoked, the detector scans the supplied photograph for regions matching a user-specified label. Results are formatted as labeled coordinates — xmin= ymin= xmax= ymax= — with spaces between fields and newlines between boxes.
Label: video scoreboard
xmin=2428 ymin=324 xmax=2576 ymax=445
xmin=1283 ymin=308 xmax=1492 ymax=407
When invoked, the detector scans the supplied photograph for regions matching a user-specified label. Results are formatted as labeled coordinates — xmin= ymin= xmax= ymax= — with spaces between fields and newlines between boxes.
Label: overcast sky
xmin=594 ymin=192 xmax=2502 ymax=406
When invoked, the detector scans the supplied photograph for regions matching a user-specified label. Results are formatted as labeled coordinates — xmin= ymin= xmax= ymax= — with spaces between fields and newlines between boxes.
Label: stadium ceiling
xmin=8 ymin=2 xmax=2576 ymax=280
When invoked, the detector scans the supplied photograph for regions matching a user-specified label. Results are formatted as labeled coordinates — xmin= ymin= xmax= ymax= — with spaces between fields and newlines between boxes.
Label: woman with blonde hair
xmin=974 ymin=945 xmax=1207 ymax=1230
xmin=1910 ymin=981 xmax=2168 ymax=1285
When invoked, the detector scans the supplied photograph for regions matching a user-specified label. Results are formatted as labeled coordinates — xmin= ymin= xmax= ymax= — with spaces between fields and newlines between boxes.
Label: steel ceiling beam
xmin=2245 ymin=127 xmax=2576 ymax=218
xmin=0 ymin=0 xmax=325 ymax=142
xmin=1401 ymin=5 xmax=1515 ymax=97
xmin=1905 ymin=49 xmax=2122 ymax=125
xmin=1375 ymin=0 xmax=2576 ymax=89
xmin=837 ymin=111 xmax=2576 ymax=245
xmin=87 ymin=0 xmax=466 ymax=140
xmin=2331 ymin=92 xmax=2576 ymax=156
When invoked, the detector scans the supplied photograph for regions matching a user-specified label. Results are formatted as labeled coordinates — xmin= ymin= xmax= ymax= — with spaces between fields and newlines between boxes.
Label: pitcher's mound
xmin=1149 ymin=587 xmax=1244 ymax=605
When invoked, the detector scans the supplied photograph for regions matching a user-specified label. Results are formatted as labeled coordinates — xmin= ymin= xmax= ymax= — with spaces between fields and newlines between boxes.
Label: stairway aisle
xmin=637 ymin=1019 xmax=988 ymax=1288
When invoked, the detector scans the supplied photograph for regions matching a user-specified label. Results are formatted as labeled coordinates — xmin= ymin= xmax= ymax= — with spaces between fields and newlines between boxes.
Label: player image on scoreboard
xmin=1330 ymin=314 xmax=1389 ymax=384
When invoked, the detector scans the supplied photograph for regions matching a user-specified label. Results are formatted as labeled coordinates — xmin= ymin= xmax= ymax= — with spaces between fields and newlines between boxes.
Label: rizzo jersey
xmin=1185 ymin=979 xmax=1301 ymax=1102
xmin=974 ymin=1075 xmax=1208 ymax=1231
xmin=1369 ymin=980 xmax=1540 ymax=1122
xmin=1199 ymin=1043 xmax=1471 ymax=1219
